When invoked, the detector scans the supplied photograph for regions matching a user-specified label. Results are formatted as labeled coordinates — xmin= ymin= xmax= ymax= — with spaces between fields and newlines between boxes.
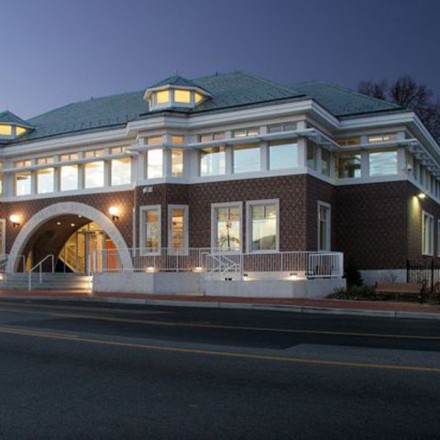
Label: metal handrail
xmin=28 ymin=254 xmax=55 ymax=291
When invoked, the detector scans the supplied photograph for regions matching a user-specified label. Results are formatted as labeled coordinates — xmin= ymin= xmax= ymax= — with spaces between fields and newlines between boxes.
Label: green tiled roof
xmin=291 ymin=81 xmax=401 ymax=116
xmin=0 ymin=110 xmax=34 ymax=128
xmin=5 ymin=72 xmax=405 ymax=145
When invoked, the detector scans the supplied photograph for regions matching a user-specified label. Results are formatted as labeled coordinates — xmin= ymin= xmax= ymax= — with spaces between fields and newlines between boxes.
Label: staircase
xmin=0 ymin=273 xmax=92 ymax=292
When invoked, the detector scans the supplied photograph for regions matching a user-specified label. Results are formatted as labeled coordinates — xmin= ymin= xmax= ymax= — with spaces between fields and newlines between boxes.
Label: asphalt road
xmin=0 ymin=299 xmax=439 ymax=439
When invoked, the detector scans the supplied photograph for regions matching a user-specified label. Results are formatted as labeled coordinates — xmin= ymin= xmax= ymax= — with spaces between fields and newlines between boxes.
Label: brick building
xmin=0 ymin=72 xmax=437 ymax=295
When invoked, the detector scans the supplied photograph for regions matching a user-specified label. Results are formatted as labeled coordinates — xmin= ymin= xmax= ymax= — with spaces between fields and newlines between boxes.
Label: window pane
xmin=171 ymin=150 xmax=184 ymax=176
xmin=170 ymin=208 xmax=186 ymax=249
xmin=369 ymin=151 xmax=398 ymax=176
xmin=337 ymin=153 xmax=361 ymax=178
xmin=269 ymin=141 xmax=298 ymax=170
xmin=194 ymin=92 xmax=204 ymax=104
xmin=174 ymin=89 xmax=191 ymax=103
xmin=60 ymin=165 xmax=78 ymax=191
xmin=200 ymin=147 xmax=225 ymax=176
xmin=84 ymin=161 xmax=104 ymax=188
xmin=0 ymin=125 xmax=12 ymax=136
xmin=171 ymin=135 xmax=184 ymax=144
xmin=15 ymin=172 xmax=31 ymax=195
xmin=233 ymin=145 xmax=260 ymax=173
xmin=321 ymin=149 xmax=331 ymax=176
xmin=156 ymin=90 xmax=170 ymax=104
xmin=147 ymin=149 xmax=163 ymax=178
xmin=318 ymin=205 xmax=330 ymax=251
xmin=307 ymin=142 xmax=317 ymax=170
xmin=16 ymin=126 xmax=27 ymax=136
xmin=37 ymin=168 xmax=54 ymax=194
xmin=111 ymin=158 xmax=131 ymax=185
xmin=145 ymin=209 xmax=160 ymax=250
xmin=251 ymin=204 xmax=277 ymax=251
xmin=215 ymin=207 xmax=240 ymax=251
xmin=146 ymin=136 xmax=163 ymax=145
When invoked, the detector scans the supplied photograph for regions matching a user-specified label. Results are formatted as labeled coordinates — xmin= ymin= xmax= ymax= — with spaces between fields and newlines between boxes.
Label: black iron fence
xmin=407 ymin=259 xmax=440 ymax=303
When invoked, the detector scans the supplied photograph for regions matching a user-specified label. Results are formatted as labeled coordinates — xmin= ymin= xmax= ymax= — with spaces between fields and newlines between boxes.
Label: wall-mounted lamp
xmin=109 ymin=206 xmax=120 ymax=221
xmin=418 ymin=193 xmax=427 ymax=200
xmin=9 ymin=214 xmax=22 ymax=228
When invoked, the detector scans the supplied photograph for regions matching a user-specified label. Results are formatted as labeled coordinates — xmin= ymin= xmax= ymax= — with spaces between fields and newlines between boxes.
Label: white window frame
xmin=246 ymin=199 xmax=280 ymax=254
xmin=139 ymin=205 xmax=162 ymax=256
xmin=317 ymin=201 xmax=331 ymax=251
xmin=211 ymin=202 xmax=243 ymax=252
xmin=0 ymin=219 xmax=5 ymax=256
xmin=437 ymin=220 xmax=440 ymax=257
xmin=167 ymin=204 xmax=189 ymax=255
xmin=422 ymin=211 xmax=434 ymax=256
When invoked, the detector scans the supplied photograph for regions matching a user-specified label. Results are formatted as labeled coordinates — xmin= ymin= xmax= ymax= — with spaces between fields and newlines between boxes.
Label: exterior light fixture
xmin=146 ymin=266 xmax=155 ymax=273
xmin=9 ymin=214 xmax=22 ymax=228
xmin=418 ymin=193 xmax=427 ymax=200
xmin=109 ymin=206 xmax=120 ymax=221
xmin=193 ymin=266 xmax=203 ymax=273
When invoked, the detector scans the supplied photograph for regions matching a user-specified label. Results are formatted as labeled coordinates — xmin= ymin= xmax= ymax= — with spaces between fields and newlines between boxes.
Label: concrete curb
xmin=1 ymin=295 xmax=440 ymax=321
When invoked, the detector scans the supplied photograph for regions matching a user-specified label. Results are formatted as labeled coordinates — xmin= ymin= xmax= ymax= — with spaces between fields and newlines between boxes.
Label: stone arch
xmin=6 ymin=202 xmax=133 ymax=273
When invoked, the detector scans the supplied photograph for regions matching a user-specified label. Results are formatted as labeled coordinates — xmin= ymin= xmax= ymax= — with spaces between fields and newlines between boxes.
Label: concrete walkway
xmin=0 ymin=289 xmax=439 ymax=320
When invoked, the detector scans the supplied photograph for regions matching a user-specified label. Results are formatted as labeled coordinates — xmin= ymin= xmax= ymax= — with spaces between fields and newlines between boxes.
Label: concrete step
xmin=0 ymin=273 xmax=91 ymax=291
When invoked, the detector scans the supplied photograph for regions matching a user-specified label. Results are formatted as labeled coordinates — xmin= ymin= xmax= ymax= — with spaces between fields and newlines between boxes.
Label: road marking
xmin=0 ymin=304 xmax=439 ymax=341
xmin=0 ymin=325 xmax=439 ymax=374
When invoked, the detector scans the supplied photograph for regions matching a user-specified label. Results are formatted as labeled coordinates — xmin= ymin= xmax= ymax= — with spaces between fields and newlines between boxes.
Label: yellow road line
xmin=0 ymin=304 xmax=439 ymax=341
xmin=0 ymin=325 xmax=439 ymax=374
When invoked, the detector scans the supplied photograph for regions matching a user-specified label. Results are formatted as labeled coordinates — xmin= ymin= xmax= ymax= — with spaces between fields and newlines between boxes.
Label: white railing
xmin=28 ymin=254 xmax=55 ymax=291
xmin=93 ymin=248 xmax=343 ymax=279
xmin=0 ymin=254 xmax=26 ymax=274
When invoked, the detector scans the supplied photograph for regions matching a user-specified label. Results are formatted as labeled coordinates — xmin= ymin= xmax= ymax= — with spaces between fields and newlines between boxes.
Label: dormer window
xmin=145 ymin=75 xmax=211 ymax=112
xmin=0 ymin=111 xmax=34 ymax=143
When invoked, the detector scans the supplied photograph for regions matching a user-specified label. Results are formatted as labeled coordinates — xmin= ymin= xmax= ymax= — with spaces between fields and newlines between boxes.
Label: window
xmin=437 ymin=220 xmax=440 ymax=257
xmin=85 ymin=149 xmax=104 ymax=158
xmin=337 ymin=153 xmax=361 ymax=178
xmin=171 ymin=135 xmax=184 ymax=144
xmin=60 ymin=153 xmax=79 ymax=162
xmin=318 ymin=202 xmax=331 ymax=251
xmin=15 ymin=171 xmax=31 ymax=196
xmin=171 ymin=150 xmax=184 ymax=177
xmin=198 ymin=132 xmax=225 ymax=143
xmin=422 ymin=212 xmax=434 ymax=256
xmin=336 ymin=137 xmax=361 ymax=147
xmin=267 ymin=122 xmax=297 ymax=133
xmin=110 ymin=146 xmax=128 ymax=154
xmin=269 ymin=140 xmax=298 ymax=170
xmin=111 ymin=157 xmax=131 ymax=186
xmin=147 ymin=149 xmax=163 ymax=178
xmin=307 ymin=142 xmax=318 ymax=170
xmin=60 ymin=165 xmax=78 ymax=191
xmin=84 ymin=161 xmax=104 ymax=188
xmin=233 ymin=145 xmax=260 ymax=173
xmin=174 ymin=89 xmax=191 ymax=104
xmin=156 ymin=90 xmax=170 ymax=105
xmin=140 ymin=206 xmax=161 ymax=254
xmin=194 ymin=92 xmax=204 ymax=104
xmin=0 ymin=125 xmax=12 ymax=136
xmin=232 ymin=127 xmax=260 ymax=138
xmin=146 ymin=136 xmax=163 ymax=145
xmin=36 ymin=157 xmax=54 ymax=165
xmin=368 ymin=134 xmax=396 ymax=143
xmin=37 ymin=168 xmax=54 ymax=194
xmin=247 ymin=200 xmax=279 ymax=252
xmin=0 ymin=162 xmax=3 ymax=194
xmin=14 ymin=160 xmax=31 ymax=168
xmin=168 ymin=205 xmax=188 ymax=253
xmin=0 ymin=219 xmax=5 ymax=256
xmin=321 ymin=149 xmax=331 ymax=176
xmin=200 ymin=147 xmax=226 ymax=176
xmin=16 ymin=126 xmax=27 ymax=136
xmin=212 ymin=203 xmax=242 ymax=252
xmin=369 ymin=150 xmax=398 ymax=176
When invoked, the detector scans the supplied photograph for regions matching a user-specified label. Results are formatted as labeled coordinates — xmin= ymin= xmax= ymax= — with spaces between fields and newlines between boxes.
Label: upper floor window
xmin=233 ymin=145 xmax=260 ymax=174
xmin=170 ymin=135 xmax=184 ymax=145
xmin=146 ymin=136 xmax=163 ymax=145
xmin=336 ymin=137 xmax=361 ymax=147
xmin=321 ymin=149 xmax=331 ymax=177
xmin=307 ymin=142 xmax=318 ymax=170
xmin=267 ymin=122 xmax=297 ymax=133
xmin=368 ymin=134 xmax=396 ymax=143
xmin=84 ymin=161 xmax=104 ymax=188
xmin=60 ymin=165 xmax=78 ymax=191
xmin=36 ymin=157 xmax=54 ymax=165
xmin=60 ymin=153 xmax=79 ymax=162
xmin=200 ymin=147 xmax=226 ymax=176
xmin=37 ymin=168 xmax=54 ymax=194
xmin=232 ymin=127 xmax=260 ymax=138
xmin=198 ymin=132 xmax=225 ymax=143
xmin=147 ymin=149 xmax=163 ymax=178
xmin=85 ymin=149 xmax=104 ymax=158
xmin=111 ymin=157 xmax=131 ymax=186
xmin=110 ymin=146 xmax=128 ymax=154
xmin=369 ymin=150 xmax=398 ymax=176
xmin=171 ymin=150 xmax=184 ymax=176
xmin=14 ymin=160 xmax=32 ymax=168
xmin=0 ymin=125 xmax=12 ymax=137
xmin=337 ymin=152 xmax=361 ymax=178
xmin=0 ymin=111 xmax=33 ymax=141
xmin=268 ymin=140 xmax=298 ymax=170
xmin=15 ymin=171 xmax=31 ymax=196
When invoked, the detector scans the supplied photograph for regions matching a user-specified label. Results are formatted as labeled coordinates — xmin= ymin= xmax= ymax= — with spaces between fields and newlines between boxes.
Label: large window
xmin=15 ymin=172 xmax=31 ymax=196
xmin=147 ymin=149 xmax=163 ymax=178
xmin=269 ymin=140 xmax=298 ymax=170
xmin=321 ymin=149 xmax=331 ymax=177
xmin=60 ymin=165 xmax=78 ymax=191
xmin=422 ymin=211 xmax=434 ymax=256
xmin=233 ymin=145 xmax=260 ymax=174
xmin=318 ymin=202 xmax=331 ymax=251
xmin=111 ymin=157 xmax=131 ymax=186
xmin=171 ymin=150 xmax=184 ymax=177
xmin=247 ymin=200 xmax=279 ymax=252
xmin=200 ymin=147 xmax=226 ymax=176
xmin=168 ymin=205 xmax=188 ymax=253
xmin=212 ymin=204 xmax=242 ymax=252
xmin=369 ymin=150 xmax=398 ymax=176
xmin=140 ymin=206 xmax=161 ymax=254
xmin=84 ymin=161 xmax=104 ymax=188
xmin=307 ymin=142 xmax=318 ymax=170
xmin=337 ymin=153 xmax=361 ymax=178
xmin=37 ymin=168 xmax=54 ymax=194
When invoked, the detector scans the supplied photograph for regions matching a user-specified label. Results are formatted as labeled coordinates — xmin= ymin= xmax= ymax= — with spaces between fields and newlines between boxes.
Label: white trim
xmin=139 ymin=205 xmax=162 ymax=256
xmin=167 ymin=204 xmax=189 ymax=255
xmin=211 ymin=202 xmax=243 ymax=252
xmin=422 ymin=210 xmax=434 ymax=256
xmin=317 ymin=201 xmax=331 ymax=251
xmin=246 ymin=199 xmax=280 ymax=253
xmin=0 ymin=219 xmax=5 ymax=256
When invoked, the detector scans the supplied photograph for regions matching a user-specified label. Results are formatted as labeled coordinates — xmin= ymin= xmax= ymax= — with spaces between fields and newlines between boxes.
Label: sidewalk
xmin=0 ymin=289 xmax=440 ymax=320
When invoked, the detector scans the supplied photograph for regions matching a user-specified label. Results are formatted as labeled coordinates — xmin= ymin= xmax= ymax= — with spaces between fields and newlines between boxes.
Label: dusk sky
xmin=2 ymin=0 xmax=440 ymax=119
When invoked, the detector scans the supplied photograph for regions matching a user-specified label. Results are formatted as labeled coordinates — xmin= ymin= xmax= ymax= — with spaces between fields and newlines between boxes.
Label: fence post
xmin=406 ymin=259 xmax=410 ymax=283
xmin=431 ymin=259 xmax=435 ymax=298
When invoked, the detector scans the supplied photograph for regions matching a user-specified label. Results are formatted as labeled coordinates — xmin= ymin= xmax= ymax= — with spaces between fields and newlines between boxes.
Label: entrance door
xmin=83 ymin=231 xmax=105 ymax=274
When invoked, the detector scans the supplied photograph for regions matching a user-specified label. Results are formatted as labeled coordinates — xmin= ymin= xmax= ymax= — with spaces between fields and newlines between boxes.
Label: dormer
xmin=144 ymin=75 xmax=211 ymax=111
xmin=0 ymin=110 xmax=34 ymax=143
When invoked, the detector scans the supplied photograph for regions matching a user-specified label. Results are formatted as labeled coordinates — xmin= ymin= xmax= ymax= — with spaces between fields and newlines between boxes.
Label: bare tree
xmin=358 ymin=80 xmax=387 ymax=100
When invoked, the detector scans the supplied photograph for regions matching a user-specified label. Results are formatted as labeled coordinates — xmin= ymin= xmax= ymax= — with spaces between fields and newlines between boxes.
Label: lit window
xmin=422 ymin=211 xmax=434 ymax=256
xmin=248 ymin=201 xmax=278 ymax=252
xmin=147 ymin=149 xmax=163 ymax=178
xmin=200 ymin=147 xmax=226 ymax=176
xmin=84 ymin=161 xmax=104 ymax=188
xmin=269 ymin=141 xmax=298 ymax=170
xmin=171 ymin=150 xmax=184 ymax=176
xmin=60 ymin=165 xmax=78 ymax=191
xmin=111 ymin=157 xmax=131 ymax=186
xmin=15 ymin=126 xmax=27 ymax=136
xmin=36 ymin=157 xmax=54 ymax=165
xmin=0 ymin=125 xmax=12 ymax=136
xmin=156 ymin=90 xmax=170 ymax=105
xmin=233 ymin=145 xmax=260 ymax=174
xmin=321 ymin=149 xmax=331 ymax=177
xmin=140 ymin=206 xmax=161 ymax=254
xmin=110 ymin=146 xmax=128 ymax=154
xmin=14 ymin=160 xmax=31 ymax=168
xmin=369 ymin=150 xmax=397 ymax=176
xmin=318 ymin=202 xmax=331 ymax=251
xmin=171 ymin=135 xmax=184 ymax=144
xmin=368 ymin=134 xmax=396 ymax=143
xmin=336 ymin=137 xmax=361 ymax=147
xmin=198 ymin=132 xmax=225 ymax=143
xmin=232 ymin=127 xmax=260 ymax=138
xmin=174 ymin=89 xmax=191 ymax=104
xmin=194 ymin=92 xmax=204 ymax=104
xmin=85 ymin=149 xmax=104 ymax=158
xmin=168 ymin=205 xmax=188 ymax=252
xmin=146 ymin=136 xmax=163 ymax=145
xmin=337 ymin=153 xmax=361 ymax=178
xmin=37 ymin=168 xmax=54 ymax=194
xmin=15 ymin=172 xmax=31 ymax=196
xmin=267 ymin=122 xmax=297 ymax=133
xmin=213 ymin=204 xmax=241 ymax=252
xmin=60 ymin=153 xmax=79 ymax=162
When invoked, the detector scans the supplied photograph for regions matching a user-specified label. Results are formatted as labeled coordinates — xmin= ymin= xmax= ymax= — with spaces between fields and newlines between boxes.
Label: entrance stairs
xmin=0 ymin=273 xmax=92 ymax=292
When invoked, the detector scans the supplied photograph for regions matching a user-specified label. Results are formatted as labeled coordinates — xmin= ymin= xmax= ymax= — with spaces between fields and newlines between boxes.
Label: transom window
xmin=85 ymin=149 xmax=104 ymax=158
xmin=267 ymin=122 xmax=297 ymax=133
xmin=170 ymin=135 xmax=184 ymax=145
xmin=368 ymin=134 xmax=396 ymax=143
xmin=60 ymin=153 xmax=79 ymax=162
xmin=232 ymin=127 xmax=260 ymax=138
xmin=198 ymin=132 xmax=225 ymax=143
xmin=146 ymin=136 xmax=163 ymax=145
xmin=36 ymin=157 xmax=54 ymax=165
xmin=336 ymin=137 xmax=361 ymax=147
xmin=14 ymin=160 xmax=31 ymax=168
xmin=110 ymin=146 xmax=128 ymax=154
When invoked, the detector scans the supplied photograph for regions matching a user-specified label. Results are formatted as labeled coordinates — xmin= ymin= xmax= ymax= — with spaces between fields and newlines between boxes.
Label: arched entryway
xmin=6 ymin=202 xmax=132 ymax=273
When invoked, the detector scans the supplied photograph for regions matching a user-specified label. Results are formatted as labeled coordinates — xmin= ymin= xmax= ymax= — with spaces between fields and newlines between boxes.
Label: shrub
xmin=328 ymin=285 xmax=376 ymax=301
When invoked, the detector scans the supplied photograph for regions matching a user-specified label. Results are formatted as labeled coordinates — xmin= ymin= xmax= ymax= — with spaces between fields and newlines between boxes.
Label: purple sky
xmin=2 ymin=0 xmax=440 ymax=119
